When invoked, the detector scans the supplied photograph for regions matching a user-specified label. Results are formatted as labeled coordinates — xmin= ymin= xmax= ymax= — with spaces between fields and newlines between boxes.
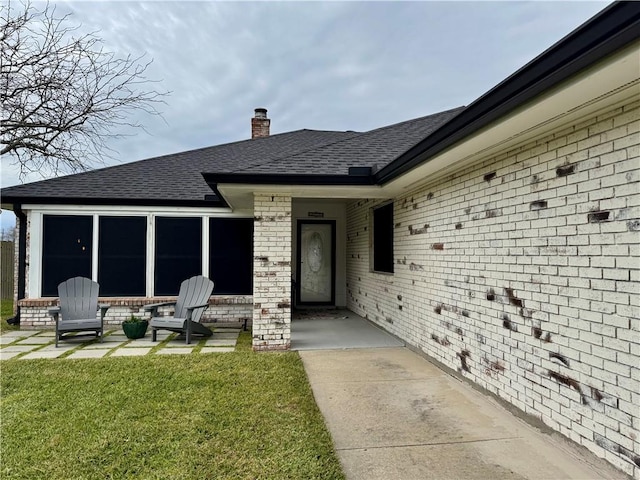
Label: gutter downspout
xmin=6 ymin=204 xmax=26 ymax=325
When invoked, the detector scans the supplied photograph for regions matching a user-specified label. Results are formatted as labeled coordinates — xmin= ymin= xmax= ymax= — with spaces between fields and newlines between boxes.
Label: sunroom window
xmin=209 ymin=218 xmax=253 ymax=295
xmin=42 ymin=215 xmax=93 ymax=296
xmin=98 ymin=216 xmax=146 ymax=296
xmin=154 ymin=217 xmax=202 ymax=296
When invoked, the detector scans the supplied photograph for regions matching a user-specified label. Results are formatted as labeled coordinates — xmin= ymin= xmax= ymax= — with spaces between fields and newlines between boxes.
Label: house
xmin=2 ymin=2 xmax=639 ymax=475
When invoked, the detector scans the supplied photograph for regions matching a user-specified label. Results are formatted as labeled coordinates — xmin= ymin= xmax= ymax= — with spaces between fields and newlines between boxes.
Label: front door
xmin=296 ymin=220 xmax=335 ymax=305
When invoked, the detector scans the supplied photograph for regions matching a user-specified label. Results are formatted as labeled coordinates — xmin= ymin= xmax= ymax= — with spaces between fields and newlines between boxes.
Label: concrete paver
xmin=1 ymin=345 xmax=38 ymax=352
xmin=39 ymin=344 xmax=76 ymax=352
xmin=83 ymin=341 xmax=125 ymax=349
xmin=0 ymin=350 xmax=22 ymax=360
xmin=110 ymin=347 xmax=152 ymax=357
xmin=67 ymin=349 xmax=110 ymax=359
xmin=15 ymin=336 xmax=51 ymax=345
xmin=0 ymin=330 xmax=39 ymax=338
xmin=204 ymin=338 xmax=236 ymax=346
xmin=300 ymin=347 xmax=626 ymax=480
xmin=20 ymin=350 xmax=67 ymax=360
xmin=156 ymin=347 xmax=194 ymax=355
xmin=201 ymin=347 xmax=235 ymax=354
xmin=0 ymin=328 xmax=240 ymax=360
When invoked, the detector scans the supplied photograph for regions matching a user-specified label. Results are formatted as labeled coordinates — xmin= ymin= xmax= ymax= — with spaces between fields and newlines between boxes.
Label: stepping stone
xmin=1 ymin=345 xmax=37 ymax=353
xmin=212 ymin=332 xmax=240 ymax=339
xmin=1 ymin=330 xmax=40 ymax=338
xmin=83 ymin=341 xmax=123 ymax=349
xmin=105 ymin=335 xmax=128 ymax=342
xmin=34 ymin=331 xmax=56 ymax=337
xmin=15 ymin=337 xmax=52 ymax=345
xmin=111 ymin=348 xmax=151 ymax=357
xmin=39 ymin=344 xmax=76 ymax=352
xmin=201 ymin=347 xmax=235 ymax=354
xmin=0 ymin=351 xmax=22 ymax=360
xmin=20 ymin=350 xmax=66 ymax=359
xmin=0 ymin=337 xmax=18 ymax=345
xmin=67 ymin=349 xmax=110 ymax=359
xmin=156 ymin=347 xmax=194 ymax=355
xmin=205 ymin=338 xmax=236 ymax=347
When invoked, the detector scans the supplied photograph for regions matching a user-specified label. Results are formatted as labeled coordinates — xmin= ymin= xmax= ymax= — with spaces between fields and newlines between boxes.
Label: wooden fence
xmin=1 ymin=241 xmax=15 ymax=300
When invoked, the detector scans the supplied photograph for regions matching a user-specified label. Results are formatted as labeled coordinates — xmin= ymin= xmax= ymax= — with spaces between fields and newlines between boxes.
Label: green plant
xmin=122 ymin=314 xmax=146 ymax=324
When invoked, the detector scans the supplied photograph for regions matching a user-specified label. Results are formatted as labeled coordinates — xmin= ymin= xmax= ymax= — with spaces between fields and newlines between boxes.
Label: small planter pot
xmin=122 ymin=320 xmax=149 ymax=340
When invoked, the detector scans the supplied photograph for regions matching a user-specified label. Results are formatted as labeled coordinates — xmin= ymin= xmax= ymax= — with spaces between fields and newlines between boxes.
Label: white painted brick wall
xmin=347 ymin=100 xmax=640 ymax=477
xmin=252 ymin=194 xmax=292 ymax=350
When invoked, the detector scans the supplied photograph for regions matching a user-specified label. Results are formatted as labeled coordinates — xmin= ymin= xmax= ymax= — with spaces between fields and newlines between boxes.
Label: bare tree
xmin=0 ymin=1 xmax=167 ymax=179
xmin=0 ymin=224 xmax=16 ymax=242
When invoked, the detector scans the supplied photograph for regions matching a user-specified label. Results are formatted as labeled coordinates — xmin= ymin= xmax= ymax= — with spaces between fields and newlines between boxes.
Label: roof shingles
xmin=2 ymin=107 xmax=463 ymax=205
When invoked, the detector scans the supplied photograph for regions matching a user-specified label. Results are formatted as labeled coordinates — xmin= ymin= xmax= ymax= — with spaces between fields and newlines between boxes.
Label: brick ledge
xmin=19 ymin=295 xmax=253 ymax=308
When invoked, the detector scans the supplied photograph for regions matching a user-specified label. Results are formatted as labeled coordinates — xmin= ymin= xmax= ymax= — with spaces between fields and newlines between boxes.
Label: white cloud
xmin=2 ymin=0 xmax=610 ymax=196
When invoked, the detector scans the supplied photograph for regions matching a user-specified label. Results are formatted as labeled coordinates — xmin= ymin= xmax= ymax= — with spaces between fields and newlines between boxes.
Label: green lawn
xmin=1 ymin=332 xmax=344 ymax=480
xmin=1 ymin=299 xmax=18 ymax=333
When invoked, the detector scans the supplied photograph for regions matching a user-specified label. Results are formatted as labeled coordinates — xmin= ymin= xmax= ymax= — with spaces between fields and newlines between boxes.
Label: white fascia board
xmin=383 ymin=41 xmax=640 ymax=196
xmin=18 ymin=203 xmax=252 ymax=218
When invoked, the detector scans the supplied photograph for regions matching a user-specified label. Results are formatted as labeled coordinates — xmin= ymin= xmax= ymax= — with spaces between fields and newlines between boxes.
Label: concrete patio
xmin=0 ymin=327 xmax=240 ymax=360
xmin=291 ymin=309 xmax=404 ymax=350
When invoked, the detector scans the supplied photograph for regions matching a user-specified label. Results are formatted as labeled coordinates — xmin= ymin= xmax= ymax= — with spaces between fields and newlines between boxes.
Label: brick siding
xmin=18 ymin=296 xmax=252 ymax=329
xmin=346 ymin=100 xmax=640 ymax=476
xmin=252 ymin=194 xmax=292 ymax=350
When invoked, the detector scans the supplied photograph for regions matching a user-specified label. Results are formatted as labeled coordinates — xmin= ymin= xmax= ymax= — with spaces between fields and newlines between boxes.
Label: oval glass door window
xmin=307 ymin=232 xmax=323 ymax=272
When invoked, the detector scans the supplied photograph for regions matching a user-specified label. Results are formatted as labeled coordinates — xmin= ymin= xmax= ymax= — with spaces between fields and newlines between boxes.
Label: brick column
xmin=252 ymin=194 xmax=292 ymax=351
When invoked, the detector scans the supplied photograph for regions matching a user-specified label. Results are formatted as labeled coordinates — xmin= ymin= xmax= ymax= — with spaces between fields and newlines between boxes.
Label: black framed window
xmin=154 ymin=217 xmax=202 ymax=296
xmin=42 ymin=215 xmax=93 ymax=296
xmin=209 ymin=218 xmax=253 ymax=295
xmin=373 ymin=202 xmax=394 ymax=273
xmin=98 ymin=216 xmax=146 ymax=296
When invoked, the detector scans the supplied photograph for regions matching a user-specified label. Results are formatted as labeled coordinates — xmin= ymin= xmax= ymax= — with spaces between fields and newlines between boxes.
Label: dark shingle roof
xmin=1 ymin=107 xmax=464 ymax=206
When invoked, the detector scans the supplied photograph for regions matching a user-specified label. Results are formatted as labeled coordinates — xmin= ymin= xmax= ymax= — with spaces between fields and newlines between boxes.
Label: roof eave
xmin=1 ymin=196 xmax=225 ymax=208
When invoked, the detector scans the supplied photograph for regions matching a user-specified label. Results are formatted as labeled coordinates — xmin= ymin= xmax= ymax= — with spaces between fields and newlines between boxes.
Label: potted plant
xmin=122 ymin=315 xmax=149 ymax=340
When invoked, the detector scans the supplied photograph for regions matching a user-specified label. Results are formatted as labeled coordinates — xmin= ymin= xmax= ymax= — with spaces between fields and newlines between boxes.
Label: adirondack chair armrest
xmin=48 ymin=306 xmax=61 ymax=321
xmin=143 ymin=301 xmax=177 ymax=317
xmin=98 ymin=304 xmax=111 ymax=320
xmin=185 ymin=303 xmax=210 ymax=321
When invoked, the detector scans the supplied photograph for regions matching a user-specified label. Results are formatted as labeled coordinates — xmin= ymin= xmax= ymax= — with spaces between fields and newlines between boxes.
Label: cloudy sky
xmin=0 ymin=0 xmax=610 ymax=230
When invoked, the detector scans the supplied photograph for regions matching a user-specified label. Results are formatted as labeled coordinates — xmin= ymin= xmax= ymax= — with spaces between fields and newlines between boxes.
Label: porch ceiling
xmin=216 ymin=183 xmax=387 ymax=211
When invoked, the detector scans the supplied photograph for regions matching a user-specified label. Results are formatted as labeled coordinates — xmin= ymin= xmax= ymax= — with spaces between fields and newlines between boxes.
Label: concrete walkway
xmin=0 ymin=327 xmax=240 ymax=360
xmin=300 ymin=347 xmax=626 ymax=480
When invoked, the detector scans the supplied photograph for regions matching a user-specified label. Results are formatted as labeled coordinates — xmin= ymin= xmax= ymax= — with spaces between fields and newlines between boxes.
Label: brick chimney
xmin=251 ymin=108 xmax=270 ymax=139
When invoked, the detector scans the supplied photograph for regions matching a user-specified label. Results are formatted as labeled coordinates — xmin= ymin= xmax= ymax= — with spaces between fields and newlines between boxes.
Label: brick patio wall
xmin=252 ymin=194 xmax=292 ymax=351
xmin=346 ymin=100 xmax=639 ymax=476
xmin=18 ymin=296 xmax=252 ymax=329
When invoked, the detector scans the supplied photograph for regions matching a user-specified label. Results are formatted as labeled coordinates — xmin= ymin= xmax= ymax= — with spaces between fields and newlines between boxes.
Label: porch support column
xmin=252 ymin=194 xmax=292 ymax=351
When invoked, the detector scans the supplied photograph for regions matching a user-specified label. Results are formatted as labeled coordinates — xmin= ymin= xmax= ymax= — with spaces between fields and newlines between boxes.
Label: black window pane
xmin=373 ymin=203 xmax=394 ymax=273
xmin=42 ymin=215 xmax=93 ymax=296
xmin=99 ymin=217 xmax=146 ymax=296
xmin=155 ymin=217 xmax=202 ymax=296
xmin=209 ymin=218 xmax=253 ymax=295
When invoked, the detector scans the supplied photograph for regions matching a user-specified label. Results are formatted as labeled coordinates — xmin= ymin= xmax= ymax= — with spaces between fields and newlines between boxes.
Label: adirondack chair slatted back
xmin=58 ymin=277 xmax=99 ymax=321
xmin=174 ymin=276 xmax=214 ymax=323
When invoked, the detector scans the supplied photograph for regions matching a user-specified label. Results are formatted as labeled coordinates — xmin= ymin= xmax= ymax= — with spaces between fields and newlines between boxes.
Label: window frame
xmin=371 ymin=201 xmax=394 ymax=274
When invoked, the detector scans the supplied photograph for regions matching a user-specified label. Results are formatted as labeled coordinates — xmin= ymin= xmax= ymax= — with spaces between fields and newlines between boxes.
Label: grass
xmin=1 ymin=333 xmax=345 ymax=480
xmin=1 ymin=299 xmax=18 ymax=333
